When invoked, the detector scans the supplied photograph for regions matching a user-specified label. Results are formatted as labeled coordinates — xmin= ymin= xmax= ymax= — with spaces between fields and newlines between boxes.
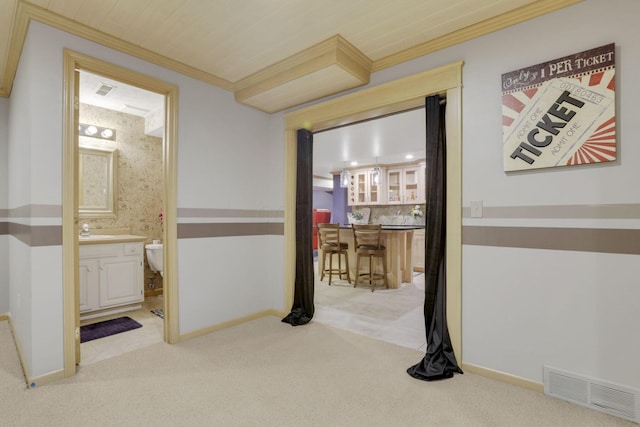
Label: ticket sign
xmin=502 ymin=44 xmax=616 ymax=172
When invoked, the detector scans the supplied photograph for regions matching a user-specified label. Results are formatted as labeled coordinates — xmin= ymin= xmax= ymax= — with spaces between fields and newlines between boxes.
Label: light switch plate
xmin=470 ymin=200 xmax=483 ymax=218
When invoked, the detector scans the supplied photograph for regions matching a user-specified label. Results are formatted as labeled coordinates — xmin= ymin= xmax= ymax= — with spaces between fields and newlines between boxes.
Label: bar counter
xmin=317 ymin=225 xmax=424 ymax=289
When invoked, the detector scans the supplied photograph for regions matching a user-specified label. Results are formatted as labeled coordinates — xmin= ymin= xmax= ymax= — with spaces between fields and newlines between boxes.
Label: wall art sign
xmin=502 ymin=43 xmax=616 ymax=172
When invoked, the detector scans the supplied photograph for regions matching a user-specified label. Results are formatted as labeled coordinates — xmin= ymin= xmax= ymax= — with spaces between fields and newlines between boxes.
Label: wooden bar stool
xmin=317 ymin=223 xmax=350 ymax=286
xmin=352 ymin=224 xmax=388 ymax=292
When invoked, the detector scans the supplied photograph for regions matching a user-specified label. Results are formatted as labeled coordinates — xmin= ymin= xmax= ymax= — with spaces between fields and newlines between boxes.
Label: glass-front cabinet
xmin=386 ymin=163 xmax=426 ymax=204
xmin=345 ymin=162 xmax=425 ymax=206
xmin=348 ymin=169 xmax=384 ymax=206
xmin=403 ymin=168 xmax=420 ymax=203
xmin=387 ymin=169 xmax=402 ymax=204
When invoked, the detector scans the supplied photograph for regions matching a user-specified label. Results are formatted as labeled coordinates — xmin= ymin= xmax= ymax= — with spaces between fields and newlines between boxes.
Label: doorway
xmin=62 ymin=50 xmax=179 ymax=377
xmin=284 ymin=61 xmax=463 ymax=359
xmin=77 ymin=69 xmax=164 ymax=364
xmin=311 ymin=108 xmax=427 ymax=349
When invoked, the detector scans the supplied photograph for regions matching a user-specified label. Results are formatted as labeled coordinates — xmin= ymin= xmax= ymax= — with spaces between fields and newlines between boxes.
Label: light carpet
xmin=0 ymin=318 xmax=634 ymax=426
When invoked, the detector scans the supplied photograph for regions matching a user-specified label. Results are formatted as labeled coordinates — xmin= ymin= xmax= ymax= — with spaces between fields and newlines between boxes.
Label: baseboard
xmin=5 ymin=314 xmax=30 ymax=387
xmin=179 ymin=309 xmax=283 ymax=342
xmin=144 ymin=288 xmax=163 ymax=297
xmin=3 ymin=314 xmax=68 ymax=388
xmin=25 ymin=369 xmax=67 ymax=388
xmin=80 ymin=304 xmax=142 ymax=321
xmin=461 ymin=362 xmax=544 ymax=393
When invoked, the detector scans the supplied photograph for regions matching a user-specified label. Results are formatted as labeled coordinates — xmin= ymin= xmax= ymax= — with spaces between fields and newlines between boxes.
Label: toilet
xmin=145 ymin=243 xmax=163 ymax=277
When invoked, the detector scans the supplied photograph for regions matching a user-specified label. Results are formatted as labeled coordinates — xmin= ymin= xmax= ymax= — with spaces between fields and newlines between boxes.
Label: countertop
xmin=338 ymin=224 xmax=424 ymax=230
xmin=78 ymin=233 xmax=147 ymax=245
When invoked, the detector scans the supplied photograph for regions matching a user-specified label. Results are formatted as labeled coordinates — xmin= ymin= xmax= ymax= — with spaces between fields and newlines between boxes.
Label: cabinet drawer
xmin=124 ymin=243 xmax=143 ymax=256
xmin=79 ymin=244 xmax=120 ymax=259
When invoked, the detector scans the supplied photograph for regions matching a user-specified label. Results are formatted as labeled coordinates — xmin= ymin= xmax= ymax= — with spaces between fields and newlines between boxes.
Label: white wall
xmin=342 ymin=0 xmax=640 ymax=388
xmin=0 ymin=97 xmax=8 ymax=314
xmin=458 ymin=0 xmax=640 ymax=389
xmin=8 ymin=0 xmax=638 ymax=390
xmin=8 ymin=21 xmax=285 ymax=377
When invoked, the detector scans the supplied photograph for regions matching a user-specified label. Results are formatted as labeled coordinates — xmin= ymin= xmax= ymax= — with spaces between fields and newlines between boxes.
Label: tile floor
xmin=313 ymin=263 xmax=427 ymax=352
xmin=80 ymin=295 xmax=164 ymax=366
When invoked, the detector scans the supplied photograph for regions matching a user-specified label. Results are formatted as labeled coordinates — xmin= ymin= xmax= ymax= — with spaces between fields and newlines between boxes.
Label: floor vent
xmin=544 ymin=366 xmax=638 ymax=423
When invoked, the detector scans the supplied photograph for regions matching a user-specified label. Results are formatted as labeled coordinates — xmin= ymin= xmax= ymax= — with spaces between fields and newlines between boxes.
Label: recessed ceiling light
xmin=350 ymin=161 xmax=358 ymax=166
xmin=405 ymin=154 xmax=414 ymax=160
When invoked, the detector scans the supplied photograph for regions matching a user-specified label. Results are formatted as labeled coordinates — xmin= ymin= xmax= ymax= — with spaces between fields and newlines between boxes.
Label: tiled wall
xmin=367 ymin=204 xmax=426 ymax=225
xmin=79 ymin=104 xmax=164 ymax=293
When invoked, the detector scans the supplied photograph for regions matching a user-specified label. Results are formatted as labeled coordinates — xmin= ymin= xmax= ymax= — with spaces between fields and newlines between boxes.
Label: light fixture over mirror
xmin=79 ymin=123 xmax=116 ymax=141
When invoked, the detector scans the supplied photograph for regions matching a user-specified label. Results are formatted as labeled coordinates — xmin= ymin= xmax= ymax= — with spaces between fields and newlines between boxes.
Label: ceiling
xmin=314 ymin=108 xmax=425 ymax=181
xmin=0 ymin=0 xmax=580 ymax=112
xmin=1 ymin=0 xmax=581 ymax=186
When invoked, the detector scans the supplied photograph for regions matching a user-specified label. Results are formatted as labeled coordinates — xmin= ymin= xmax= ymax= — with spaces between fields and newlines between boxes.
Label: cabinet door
xmin=386 ymin=169 xmax=402 ymax=204
xmin=99 ymin=256 xmax=143 ymax=308
xmin=348 ymin=171 xmax=368 ymax=205
xmin=416 ymin=163 xmax=426 ymax=204
xmin=368 ymin=169 xmax=384 ymax=204
xmin=412 ymin=229 xmax=425 ymax=272
xmin=403 ymin=168 xmax=420 ymax=203
xmin=79 ymin=259 xmax=99 ymax=312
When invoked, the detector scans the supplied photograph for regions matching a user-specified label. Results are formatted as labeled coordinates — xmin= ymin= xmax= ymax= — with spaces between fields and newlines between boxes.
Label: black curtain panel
xmin=407 ymin=96 xmax=463 ymax=381
xmin=282 ymin=129 xmax=315 ymax=326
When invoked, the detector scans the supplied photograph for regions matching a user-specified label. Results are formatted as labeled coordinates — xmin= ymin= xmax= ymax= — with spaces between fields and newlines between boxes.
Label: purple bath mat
xmin=80 ymin=316 xmax=142 ymax=343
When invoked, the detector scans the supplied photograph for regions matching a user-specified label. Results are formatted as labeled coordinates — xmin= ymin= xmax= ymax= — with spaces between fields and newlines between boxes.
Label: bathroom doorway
xmin=77 ymin=68 xmax=164 ymax=364
xmin=62 ymin=50 xmax=179 ymax=376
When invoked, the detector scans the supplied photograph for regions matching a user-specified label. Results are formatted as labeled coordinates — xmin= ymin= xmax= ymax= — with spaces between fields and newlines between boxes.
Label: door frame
xmin=283 ymin=61 xmax=464 ymax=358
xmin=62 ymin=49 xmax=180 ymax=376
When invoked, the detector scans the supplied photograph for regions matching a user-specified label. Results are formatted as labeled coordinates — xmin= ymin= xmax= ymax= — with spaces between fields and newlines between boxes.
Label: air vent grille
xmin=544 ymin=366 xmax=638 ymax=423
xmin=548 ymin=371 xmax=589 ymax=404
xmin=591 ymin=383 xmax=636 ymax=419
xmin=96 ymin=83 xmax=115 ymax=96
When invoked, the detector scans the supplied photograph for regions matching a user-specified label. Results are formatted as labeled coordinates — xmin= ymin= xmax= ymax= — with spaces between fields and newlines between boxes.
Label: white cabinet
xmin=348 ymin=169 xmax=384 ymax=206
xmin=79 ymin=242 xmax=144 ymax=314
xmin=386 ymin=163 xmax=426 ymax=204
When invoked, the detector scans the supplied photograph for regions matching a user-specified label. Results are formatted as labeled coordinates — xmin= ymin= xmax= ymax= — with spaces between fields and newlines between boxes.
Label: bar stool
xmin=352 ymin=224 xmax=388 ymax=292
xmin=317 ymin=223 xmax=350 ymax=286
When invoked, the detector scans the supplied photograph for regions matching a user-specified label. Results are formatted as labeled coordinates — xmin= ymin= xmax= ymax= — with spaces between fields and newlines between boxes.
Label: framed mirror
xmin=79 ymin=145 xmax=118 ymax=218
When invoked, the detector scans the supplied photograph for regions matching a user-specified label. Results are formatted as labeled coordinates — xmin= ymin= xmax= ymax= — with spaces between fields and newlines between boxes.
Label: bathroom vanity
xmin=79 ymin=234 xmax=146 ymax=319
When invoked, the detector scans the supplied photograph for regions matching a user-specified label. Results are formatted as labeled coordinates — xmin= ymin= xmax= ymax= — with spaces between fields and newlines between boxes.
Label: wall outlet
xmin=470 ymin=200 xmax=483 ymax=218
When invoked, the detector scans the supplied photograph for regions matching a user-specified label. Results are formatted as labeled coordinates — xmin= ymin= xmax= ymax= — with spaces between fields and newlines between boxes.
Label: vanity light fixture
xmin=79 ymin=123 xmax=116 ymax=141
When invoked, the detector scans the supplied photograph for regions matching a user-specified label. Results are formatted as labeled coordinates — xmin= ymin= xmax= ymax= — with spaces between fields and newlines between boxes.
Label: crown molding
xmin=0 ymin=0 xmax=582 ymax=111
xmin=371 ymin=0 xmax=583 ymax=72
xmin=0 ymin=1 xmax=233 ymax=98
xmin=0 ymin=0 xmax=29 ymax=98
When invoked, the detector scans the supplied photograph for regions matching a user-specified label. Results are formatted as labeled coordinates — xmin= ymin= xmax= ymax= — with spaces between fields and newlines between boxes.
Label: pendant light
xmin=372 ymin=157 xmax=381 ymax=186
xmin=340 ymin=162 xmax=350 ymax=188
